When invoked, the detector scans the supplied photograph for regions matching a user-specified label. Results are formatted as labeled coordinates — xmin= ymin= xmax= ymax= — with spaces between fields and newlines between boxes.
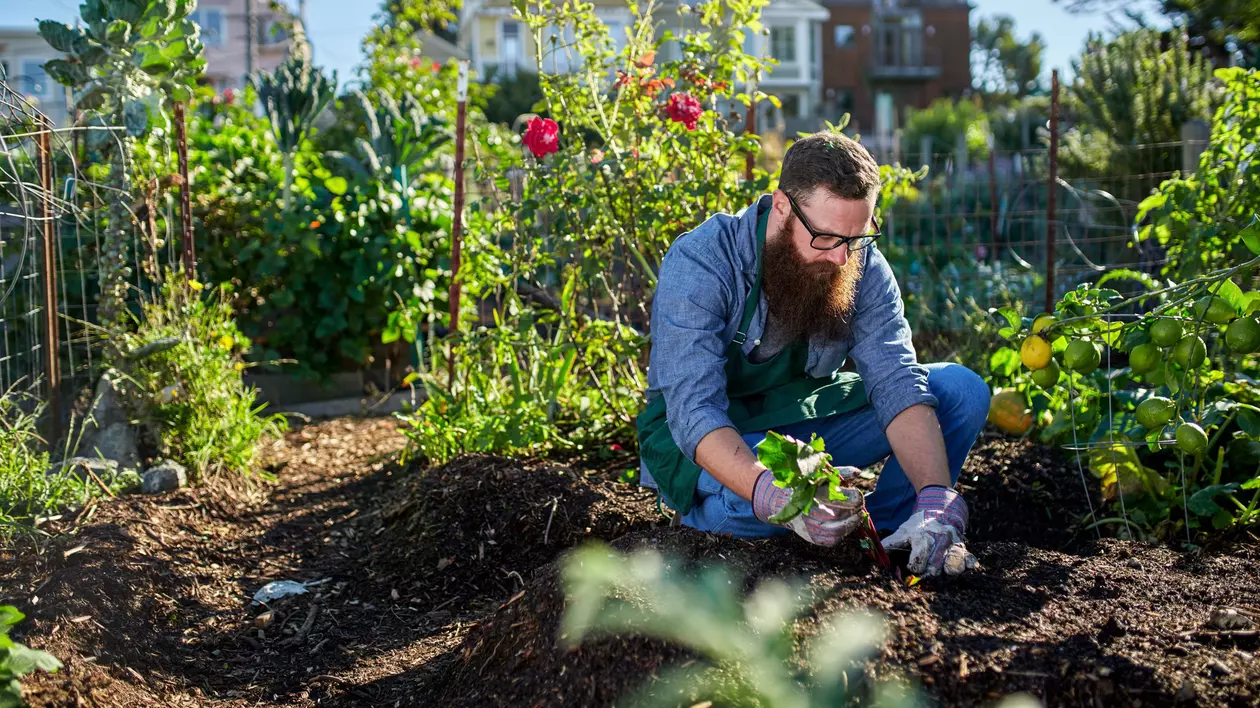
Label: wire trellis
xmin=0 ymin=68 xmax=180 ymax=442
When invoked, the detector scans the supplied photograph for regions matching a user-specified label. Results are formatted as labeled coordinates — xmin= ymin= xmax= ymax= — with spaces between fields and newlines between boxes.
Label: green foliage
xmin=755 ymin=431 xmax=852 ymax=524
xmin=971 ymin=15 xmax=1046 ymax=102
xmin=400 ymin=288 xmax=645 ymax=464
xmin=560 ymin=543 xmax=904 ymax=708
xmin=1136 ymin=68 xmax=1260 ymax=280
xmin=990 ymin=234 xmax=1260 ymax=541
xmin=902 ymin=97 xmax=991 ymax=162
xmin=188 ymin=86 xmax=466 ymax=381
xmin=39 ymin=0 xmax=206 ymax=331
xmin=1061 ymin=28 xmax=1219 ymax=190
xmin=117 ymin=271 xmax=288 ymax=481
xmin=0 ymin=393 xmax=133 ymax=538
xmin=251 ymin=25 xmax=336 ymax=209
xmin=482 ymin=70 xmax=545 ymax=125
xmin=0 ymin=606 xmax=62 ymax=708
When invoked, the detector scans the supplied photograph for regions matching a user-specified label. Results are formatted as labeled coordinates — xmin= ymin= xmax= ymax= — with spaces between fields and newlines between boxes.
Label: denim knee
xmin=928 ymin=363 xmax=990 ymax=434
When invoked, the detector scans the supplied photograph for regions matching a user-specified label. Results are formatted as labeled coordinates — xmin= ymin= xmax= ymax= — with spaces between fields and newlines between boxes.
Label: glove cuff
xmin=916 ymin=485 xmax=969 ymax=531
xmin=752 ymin=469 xmax=783 ymax=524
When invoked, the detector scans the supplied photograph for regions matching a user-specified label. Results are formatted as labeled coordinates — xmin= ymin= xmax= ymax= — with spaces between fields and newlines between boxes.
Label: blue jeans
xmin=653 ymin=363 xmax=990 ymax=537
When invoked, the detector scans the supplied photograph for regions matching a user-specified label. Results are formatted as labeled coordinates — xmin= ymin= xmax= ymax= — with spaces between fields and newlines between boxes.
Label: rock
xmin=1207 ymin=659 xmax=1232 ymax=677
xmin=48 ymin=457 xmax=119 ymax=482
xmin=141 ymin=460 xmax=187 ymax=494
xmin=82 ymin=422 xmax=141 ymax=471
xmin=1100 ymin=615 xmax=1129 ymax=643
xmin=85 ymin=370 xmax=128 ymax=432
xmin=1125 ymin=558 xmax=1144 ymax=571
xmin=1176 ymin=680 xmax=1197 ymax=702
xmin=1209 ymin=607 xmax=1254 ymax=630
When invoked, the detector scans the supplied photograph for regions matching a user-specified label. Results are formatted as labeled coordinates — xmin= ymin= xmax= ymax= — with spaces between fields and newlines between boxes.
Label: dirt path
xmin=1 ymin=418 xmax=1256 ymax=707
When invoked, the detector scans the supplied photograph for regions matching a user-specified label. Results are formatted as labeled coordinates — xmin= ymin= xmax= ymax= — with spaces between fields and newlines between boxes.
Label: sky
xmin=2 ymin=0 xmax=1166 ymax=91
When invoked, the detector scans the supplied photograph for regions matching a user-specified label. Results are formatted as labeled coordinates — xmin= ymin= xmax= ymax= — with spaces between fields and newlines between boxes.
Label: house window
xmin=260 ymin=19 xmax=289 ymax=46
xmin=834 ymin=25 xmax=856 ymax=48
xmin=21 ymin=60 xmax=49 ymax=97
xmin=780 ymin=94 xmax=801 ymax=119
xmin=500 ymin=20 xmax=521 ymax=77
xmin=190 ymin=8 xmax=225 ymax=48
xmin=770 ymin=26 xmax=796 ymax=63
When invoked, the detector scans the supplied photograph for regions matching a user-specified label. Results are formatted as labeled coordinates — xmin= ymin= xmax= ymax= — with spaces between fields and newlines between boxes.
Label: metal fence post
xmin=447 ymin=61 xmax=469 ymax=387
xmin=37 ymin=129 xmax=62 ymax=444
xmin=175 ymin=101 xmax=194 ymax=280
xmin=1045 ymin=69 xmax=1060 ymax=315
xmin=1180 ymin=120 xmax=1210 ymax=175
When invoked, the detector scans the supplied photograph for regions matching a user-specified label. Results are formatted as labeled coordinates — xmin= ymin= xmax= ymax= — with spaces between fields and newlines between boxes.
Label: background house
xmin=820 ymin=0 xmax=972 ymax=154
xmin=0 ymin=27 xmax=70 ymax=125
xmin=457 ymin=0 xmax=833 ymax=135
xmin=188 ymin=0 xmax=293 ymax=94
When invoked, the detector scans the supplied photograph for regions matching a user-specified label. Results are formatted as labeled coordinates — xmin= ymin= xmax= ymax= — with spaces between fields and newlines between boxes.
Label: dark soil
xmin=1 ymin=422 xmax=1256 ymax=707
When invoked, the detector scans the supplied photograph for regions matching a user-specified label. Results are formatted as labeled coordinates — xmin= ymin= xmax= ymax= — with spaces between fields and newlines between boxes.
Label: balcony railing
xmin=870 ymin=24 xmax=941 ymax=80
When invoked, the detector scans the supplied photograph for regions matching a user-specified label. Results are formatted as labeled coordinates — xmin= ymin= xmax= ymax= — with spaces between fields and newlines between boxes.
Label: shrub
xmin=116 ymin=271 xmax=287 ymax=481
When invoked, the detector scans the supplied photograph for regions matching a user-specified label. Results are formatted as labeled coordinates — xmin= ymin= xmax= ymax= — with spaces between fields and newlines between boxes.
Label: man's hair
xmin=778 ymin=132 xmax=881 ymax=203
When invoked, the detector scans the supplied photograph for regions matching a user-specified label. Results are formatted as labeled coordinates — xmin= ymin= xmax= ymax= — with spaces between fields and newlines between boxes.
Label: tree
xmin=1055 ymin=0 xmax=1260 ymax=67
xmin=1060 ymin=28 xmax=1219 ymax=197
xmin=971 ymin=15 xmax=1046 ymax=103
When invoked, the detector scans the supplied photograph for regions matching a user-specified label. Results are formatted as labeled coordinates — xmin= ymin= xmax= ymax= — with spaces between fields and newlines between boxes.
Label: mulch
xmin=0 ymin=421 xmax=1256 ymax=707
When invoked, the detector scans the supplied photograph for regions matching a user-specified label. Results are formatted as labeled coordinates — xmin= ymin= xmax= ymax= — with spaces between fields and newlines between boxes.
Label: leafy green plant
xmin=399 ymin=283 xmax=641 ymax=464
xmin=0 ymin=606 xmax=62 ymax=708
xmin=1061 ymin=27 xmax=1219 ymax=201
xmin=902 ymin=96 xmax=991 ymax=163
xmin=115 ymin=270 xmax=288 ymax=481
xmin=0 ymin=391 xmax=135 ymax=538
xmin=1136 ymin=68 xmax=1260 ymax=281
xmin=251 ymin=24 xmax=336 ymax=210
xmin=989 ymin=221 xmax=1260 ymax=541
xmin=39 ymin=0 xmax=205 ymax=330
xmin=561 ymin=543 xmax=906 ymax=708
xmin=755 ymin=431 xmax=853 ymax=524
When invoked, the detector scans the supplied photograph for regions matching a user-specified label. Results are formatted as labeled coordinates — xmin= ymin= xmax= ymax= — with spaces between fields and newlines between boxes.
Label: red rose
xmin=523 ymin=117 xmax=560 ymax=158
xmin=432 ymin=61 xmax=442 ymax=72
xmin=222 ymin=88 xmax=235 ymax=105
xmin=666 ymin=92 xmax=703 ymax=130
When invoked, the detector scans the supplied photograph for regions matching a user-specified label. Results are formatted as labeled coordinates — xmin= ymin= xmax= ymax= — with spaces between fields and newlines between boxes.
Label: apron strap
xmin=733 ymin=202 xmax=770 ymax=346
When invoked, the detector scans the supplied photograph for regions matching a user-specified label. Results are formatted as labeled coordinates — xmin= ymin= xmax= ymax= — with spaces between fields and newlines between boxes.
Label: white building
xmin=0 ymin=27 xmax=71 ymax=125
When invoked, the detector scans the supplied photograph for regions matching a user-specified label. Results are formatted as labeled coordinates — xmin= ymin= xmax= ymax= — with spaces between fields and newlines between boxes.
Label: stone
xmin=82 ymin=422 xmax=140 ymax=471
xmin=48 ymin=457 xmax=119 ymax=482
xmin=141 ymin=460 xmax=187 ymax=494
xmin=1207 ymin=660 xmax=1232 ymax=677
xmin=82 ymin=370 xmax=128 ymax=436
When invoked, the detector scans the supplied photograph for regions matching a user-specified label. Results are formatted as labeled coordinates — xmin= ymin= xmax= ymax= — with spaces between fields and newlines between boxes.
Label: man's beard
xmin=761 ymin=219 xmax=865 ymax=344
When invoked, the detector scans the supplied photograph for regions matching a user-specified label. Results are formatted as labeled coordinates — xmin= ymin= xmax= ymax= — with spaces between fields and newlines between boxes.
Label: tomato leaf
xmin=990 ymin=307 xmax=1021 ymax=339
xmin=1187 ymin=483 xmax=1240 ymax=516
xmin=1241 ymin=214 xmax=1260 ymax=256
xmin=989 ymin=347 xmax=1020 ymax=378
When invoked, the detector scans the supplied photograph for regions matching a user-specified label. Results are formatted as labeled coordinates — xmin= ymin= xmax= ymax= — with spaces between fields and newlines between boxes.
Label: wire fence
xmin=0 ymin=69 xmax=184 ymax=442
xmin=879 ymin=137 xmax=1210 ymax=346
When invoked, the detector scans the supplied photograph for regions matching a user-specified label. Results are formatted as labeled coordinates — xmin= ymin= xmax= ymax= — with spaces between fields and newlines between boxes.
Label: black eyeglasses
xmin=784 ymin=192 xmax=881 ymax=252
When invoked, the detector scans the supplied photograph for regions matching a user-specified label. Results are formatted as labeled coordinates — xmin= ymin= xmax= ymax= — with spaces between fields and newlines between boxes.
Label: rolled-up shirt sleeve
xmin=648 ymin=238 xmax=737 ymax=462
xmin=848 ymin=245 xmax=938 ymax=430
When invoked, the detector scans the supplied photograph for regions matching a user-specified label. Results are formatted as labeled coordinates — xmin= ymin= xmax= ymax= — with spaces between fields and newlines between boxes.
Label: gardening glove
xmin=752 ymin=468 xmax=865 ymax=547
xmin=881 ymin=485 xmax=978 ymax=577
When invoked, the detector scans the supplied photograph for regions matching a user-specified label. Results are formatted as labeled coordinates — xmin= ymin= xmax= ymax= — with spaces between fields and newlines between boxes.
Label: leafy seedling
xmin=757 ymin=432 xmax=907 ymax=582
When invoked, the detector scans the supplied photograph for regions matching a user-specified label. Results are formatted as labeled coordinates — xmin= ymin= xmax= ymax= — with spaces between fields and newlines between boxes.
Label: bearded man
xmin=636 ymin=132 xmax=990 ymax=577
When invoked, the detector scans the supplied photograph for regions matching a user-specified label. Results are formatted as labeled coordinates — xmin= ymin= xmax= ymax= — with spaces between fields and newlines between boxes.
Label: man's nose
xmin=821 ymin=243 xmax=850 ymax=266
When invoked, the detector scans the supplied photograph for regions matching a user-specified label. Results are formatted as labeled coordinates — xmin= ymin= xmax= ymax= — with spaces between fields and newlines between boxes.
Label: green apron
xmin=636 ymin=205 xmax=867 ymax=515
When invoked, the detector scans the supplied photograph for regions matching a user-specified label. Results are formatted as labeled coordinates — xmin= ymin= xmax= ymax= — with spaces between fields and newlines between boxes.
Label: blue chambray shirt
xmin=641 ymin=194 xmax=938 ymax=484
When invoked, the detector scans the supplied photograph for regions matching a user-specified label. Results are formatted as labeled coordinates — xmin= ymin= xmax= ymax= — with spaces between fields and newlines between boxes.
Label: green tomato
xmin=1135 ymin=397 xmax=1177 ymax=429
xmin=1175 ymin=422 xmax=1208 ymax=455
xmin=1150 ymin=319 xmax=1183 ymax=347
